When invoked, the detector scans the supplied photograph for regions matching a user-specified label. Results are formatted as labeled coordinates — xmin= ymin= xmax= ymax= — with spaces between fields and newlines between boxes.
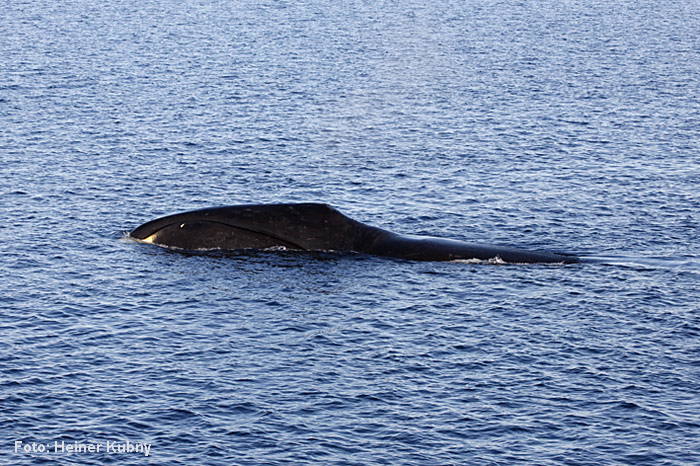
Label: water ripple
xmin=3 ymin=0 xmax=700 ymax=464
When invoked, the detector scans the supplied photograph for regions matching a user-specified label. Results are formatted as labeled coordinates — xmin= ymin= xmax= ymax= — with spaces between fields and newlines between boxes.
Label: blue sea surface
xmin=2 ymin=0 xmax=700 ymax=464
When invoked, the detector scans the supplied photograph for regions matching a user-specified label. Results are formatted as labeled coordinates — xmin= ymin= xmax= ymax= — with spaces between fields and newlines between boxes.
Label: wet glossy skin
xmin=131 ymin=203 xmax=579 ymax=264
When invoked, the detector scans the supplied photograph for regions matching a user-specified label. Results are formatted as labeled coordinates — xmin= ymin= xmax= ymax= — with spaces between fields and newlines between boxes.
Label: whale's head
xmin=130 ymin=203 xmax=357 ymax=251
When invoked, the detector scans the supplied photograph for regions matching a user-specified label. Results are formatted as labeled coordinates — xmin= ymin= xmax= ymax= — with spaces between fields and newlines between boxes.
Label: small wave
xmin=119 ymin=232 xmax=138 ymax=243
xmin=583 ymin=255 xmax=700 ymax=273
xmin=451 ymin=256 xmax=573 ymax=266
xmin=263 ymin=245 xmax=289 ymax=252
xmin=451 ymin=256 xmax=508 ymax=265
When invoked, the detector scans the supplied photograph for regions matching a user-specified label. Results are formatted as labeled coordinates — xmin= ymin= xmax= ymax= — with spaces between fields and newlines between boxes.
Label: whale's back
xmin=130 ymin=203 xmax=365 ymax=252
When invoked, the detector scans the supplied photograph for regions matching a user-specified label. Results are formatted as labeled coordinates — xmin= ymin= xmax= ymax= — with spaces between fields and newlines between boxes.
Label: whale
xmin=130 ymin=203 xmax=579 ymax=264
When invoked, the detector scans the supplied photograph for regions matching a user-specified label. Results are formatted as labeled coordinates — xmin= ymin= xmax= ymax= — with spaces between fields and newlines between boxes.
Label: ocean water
xmin=2 ymin=0 xmax=700 ymax=464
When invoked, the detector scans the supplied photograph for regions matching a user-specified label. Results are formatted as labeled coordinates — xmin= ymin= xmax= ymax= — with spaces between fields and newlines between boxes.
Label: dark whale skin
xmin=130 ymin=203 xmax=579 ymax=264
